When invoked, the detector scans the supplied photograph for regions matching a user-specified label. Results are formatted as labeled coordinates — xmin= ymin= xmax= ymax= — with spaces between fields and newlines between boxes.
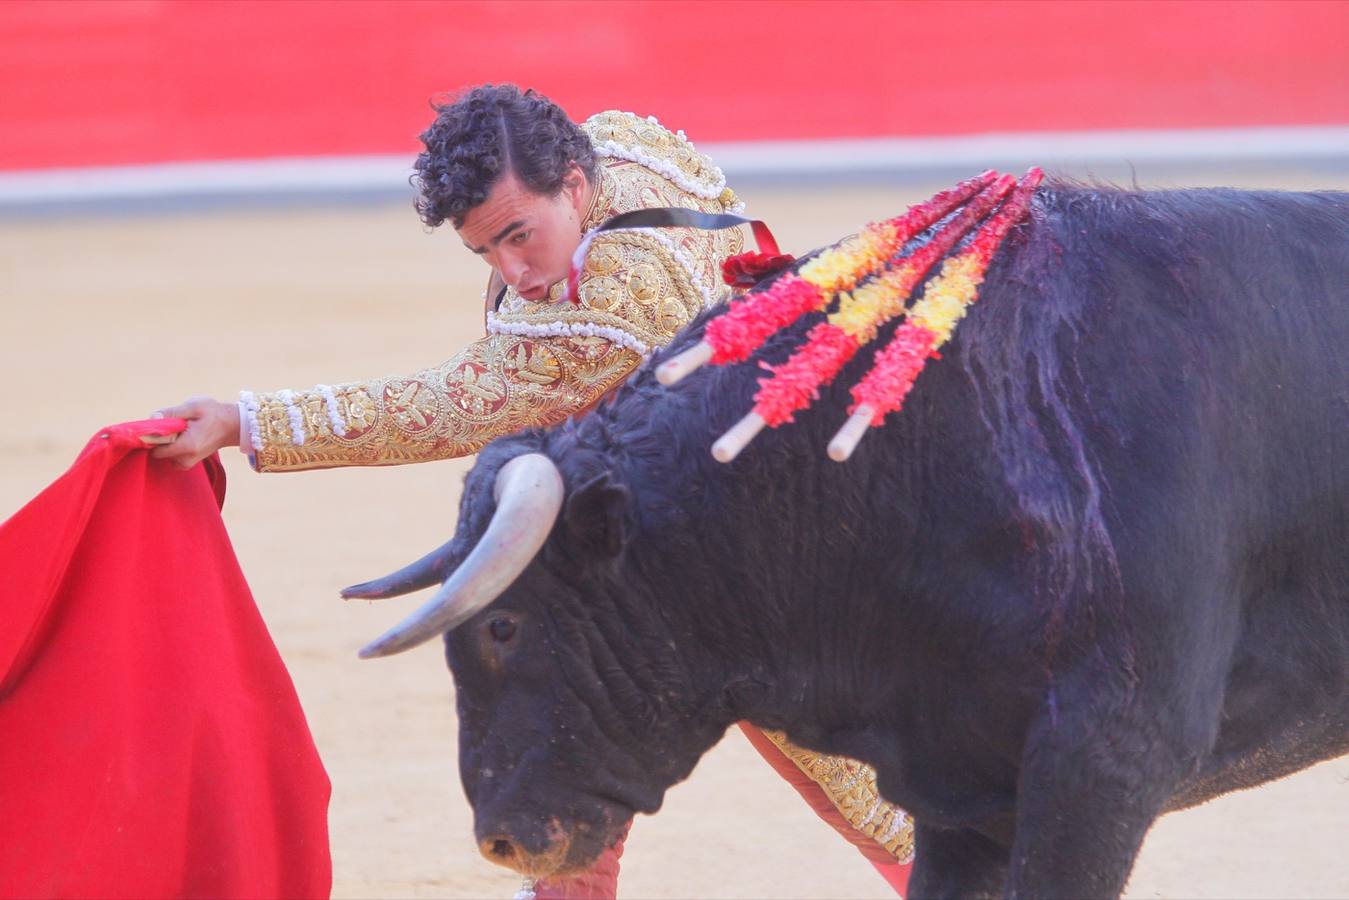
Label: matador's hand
xmin=149 ymin=396 xmax=241 ymax=469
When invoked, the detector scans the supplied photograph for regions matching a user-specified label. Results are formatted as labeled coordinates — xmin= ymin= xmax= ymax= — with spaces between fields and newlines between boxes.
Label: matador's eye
xmin=488 ymin=616 xmax=517 ymax=643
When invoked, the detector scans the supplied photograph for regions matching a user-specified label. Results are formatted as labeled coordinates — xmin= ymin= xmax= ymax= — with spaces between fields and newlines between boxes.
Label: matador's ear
xmin=562 ymin=471 xmax=630 ymax=560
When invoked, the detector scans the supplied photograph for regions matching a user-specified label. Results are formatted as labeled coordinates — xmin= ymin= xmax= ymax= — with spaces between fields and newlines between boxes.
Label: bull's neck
xmin=612 ymin=519 xmax=835 ymax=735
xmin=608 ymin=412 xmax=1009 ymax=753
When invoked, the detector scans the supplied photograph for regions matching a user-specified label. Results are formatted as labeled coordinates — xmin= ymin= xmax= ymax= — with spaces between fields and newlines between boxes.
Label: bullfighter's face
xmin=456 ymin=165 xmax=591 ymax=303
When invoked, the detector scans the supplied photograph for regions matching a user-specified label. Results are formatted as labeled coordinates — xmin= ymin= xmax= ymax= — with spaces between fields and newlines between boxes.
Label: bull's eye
xmin=488 ymin=616 xmax=517 ymax=643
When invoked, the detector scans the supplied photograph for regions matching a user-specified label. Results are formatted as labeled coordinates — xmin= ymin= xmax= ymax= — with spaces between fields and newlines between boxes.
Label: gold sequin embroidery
xmin=761 ymin=729 xmax=916 ymax=863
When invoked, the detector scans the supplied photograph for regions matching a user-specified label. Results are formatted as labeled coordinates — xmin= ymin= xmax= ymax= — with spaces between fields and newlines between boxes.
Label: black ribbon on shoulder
xmin=566 ymin=207 xmax=787 ymax=303
xmin=587 ymin=208 xmax=783 ymax=256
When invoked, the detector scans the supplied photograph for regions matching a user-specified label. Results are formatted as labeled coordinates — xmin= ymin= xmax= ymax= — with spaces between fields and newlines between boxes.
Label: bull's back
xmin=1040 ymin=188 xmax=1347 ymax=512
xmin=1028 ymin=187 xmax=1349 ymax=797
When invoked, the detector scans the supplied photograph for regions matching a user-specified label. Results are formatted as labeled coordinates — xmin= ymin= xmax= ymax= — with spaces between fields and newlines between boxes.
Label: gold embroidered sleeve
xmin=245 ymin=230 xmax=718 ymax=473
xmin=760 ymin=729 xmax=916 ymax=863
xmin=244 ymin=334 xmax=641 ymax=472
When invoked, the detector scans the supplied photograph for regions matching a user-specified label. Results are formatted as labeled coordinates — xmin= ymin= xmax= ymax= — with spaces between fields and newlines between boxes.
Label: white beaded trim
xmin=238 ymin=390 xmax=262 ymax=452
xmin=879 ymin=808 xmax=910 ymax=845
xmin=614 ymin=112 xmax=664 ymax=127
xmin=631 ymin=227 xmax=716 ymax=312
xmin=314 ymin=383 xmax=348 ymax=438
xmin=594 ymin=139 xmax=726 ymax=200
xmin=486 ymin=312 xmax=650 ymax=356
xmin=615 ymin=112 xmax=691 ymax=148
xmin=569 ymin=229 xmax=602 ymax=285
xmin=276 ymin=389 xmax=306 ymax=446
xmin=857 ymin=794 xmax=884 ymax=829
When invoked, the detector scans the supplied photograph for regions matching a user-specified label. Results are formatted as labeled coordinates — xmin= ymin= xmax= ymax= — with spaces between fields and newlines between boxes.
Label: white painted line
xmin=1 ymin=126 xmax=1346 ymax=207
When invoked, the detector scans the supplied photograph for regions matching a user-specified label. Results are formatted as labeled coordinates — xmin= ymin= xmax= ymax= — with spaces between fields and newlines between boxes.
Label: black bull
xmin=352 ymin=184 xmax=1349 ymax=897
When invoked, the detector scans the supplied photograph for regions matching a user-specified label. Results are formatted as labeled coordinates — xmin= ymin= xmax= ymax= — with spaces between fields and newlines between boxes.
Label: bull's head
xmin=342 ymin=443 xmax=738 ymax=879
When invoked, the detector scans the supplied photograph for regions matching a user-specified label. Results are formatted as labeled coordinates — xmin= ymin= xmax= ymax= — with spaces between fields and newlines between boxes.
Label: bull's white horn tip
xmin=357 ymin=635 xmax=399 ymax=659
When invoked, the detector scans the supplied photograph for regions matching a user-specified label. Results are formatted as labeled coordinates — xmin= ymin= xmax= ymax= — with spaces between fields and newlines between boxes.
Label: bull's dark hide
xmin=442 ymin=184 xmax=1349 ymax=897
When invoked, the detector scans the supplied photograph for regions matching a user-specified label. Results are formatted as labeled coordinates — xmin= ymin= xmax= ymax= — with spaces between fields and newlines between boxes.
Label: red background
xmin=2 ymin=0 xmax=1347 ymax=172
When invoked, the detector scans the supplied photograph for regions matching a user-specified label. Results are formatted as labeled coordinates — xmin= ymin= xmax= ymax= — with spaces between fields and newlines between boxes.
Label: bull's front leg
xmin=907 ymin=822 xmax=1008 ymax=900
xmin=1004 ymin=698 xmax=1191 ymax=899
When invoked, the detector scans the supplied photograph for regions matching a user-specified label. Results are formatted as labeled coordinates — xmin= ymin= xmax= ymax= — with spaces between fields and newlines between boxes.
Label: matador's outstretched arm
xmin=242 ymin=229 xmax=725 ymax=472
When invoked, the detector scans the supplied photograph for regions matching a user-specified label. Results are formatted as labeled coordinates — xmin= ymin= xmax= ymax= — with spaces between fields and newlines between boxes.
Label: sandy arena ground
xmin=3 ymin=169 xmax=1347 ymax=899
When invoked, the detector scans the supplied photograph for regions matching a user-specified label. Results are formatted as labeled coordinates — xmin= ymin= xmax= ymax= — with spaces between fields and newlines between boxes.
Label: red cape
xmin=1 ymin=420 xmax=331 ymax=899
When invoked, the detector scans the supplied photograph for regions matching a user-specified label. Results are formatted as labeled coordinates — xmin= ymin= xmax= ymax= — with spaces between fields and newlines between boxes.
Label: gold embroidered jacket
xmin=242 ymin=111 xmax=743 ymax=472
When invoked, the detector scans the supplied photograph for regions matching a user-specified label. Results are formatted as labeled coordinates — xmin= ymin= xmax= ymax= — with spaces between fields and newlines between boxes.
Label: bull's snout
xmin=476 ymin=820 xmax=572 ymax=877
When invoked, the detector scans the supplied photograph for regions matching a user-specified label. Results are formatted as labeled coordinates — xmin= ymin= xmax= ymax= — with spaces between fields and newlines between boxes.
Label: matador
xmin=155 ymin=85 xmax=913 ymax=897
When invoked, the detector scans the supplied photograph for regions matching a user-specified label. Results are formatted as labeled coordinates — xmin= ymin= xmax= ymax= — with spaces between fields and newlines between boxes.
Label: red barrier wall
xmin=2 ymin=0 xmax=1347 ymax=171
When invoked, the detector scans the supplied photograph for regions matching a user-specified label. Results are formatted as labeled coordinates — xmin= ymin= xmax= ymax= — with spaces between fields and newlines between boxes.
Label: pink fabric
xmin=532 ymin=828 xmax=628 ymax=900
xmin=738 ymin=723 xmax=911 ymax=896
xmin=529 ymin=725 xmax=913 ymax=899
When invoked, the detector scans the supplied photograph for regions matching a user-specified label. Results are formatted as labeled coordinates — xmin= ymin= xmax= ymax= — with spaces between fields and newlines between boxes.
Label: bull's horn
xmin=357 ymin=453 xmax=564 ymax=659
xmin=340 ymin=538 xmax=456 ymax=600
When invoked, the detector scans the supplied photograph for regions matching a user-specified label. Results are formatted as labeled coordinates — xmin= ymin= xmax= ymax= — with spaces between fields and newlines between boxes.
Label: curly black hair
xmin=412 ymin=84 xmax=598 ymax=229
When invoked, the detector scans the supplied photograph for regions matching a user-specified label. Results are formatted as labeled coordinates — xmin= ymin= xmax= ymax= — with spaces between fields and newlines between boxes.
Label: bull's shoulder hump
xmin=583 ymin=110 xmax=734 ymax=206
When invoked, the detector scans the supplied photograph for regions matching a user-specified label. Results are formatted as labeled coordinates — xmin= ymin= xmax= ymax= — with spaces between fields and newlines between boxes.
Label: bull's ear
xmin=563 ymin=472 xmax=629 ymax=559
